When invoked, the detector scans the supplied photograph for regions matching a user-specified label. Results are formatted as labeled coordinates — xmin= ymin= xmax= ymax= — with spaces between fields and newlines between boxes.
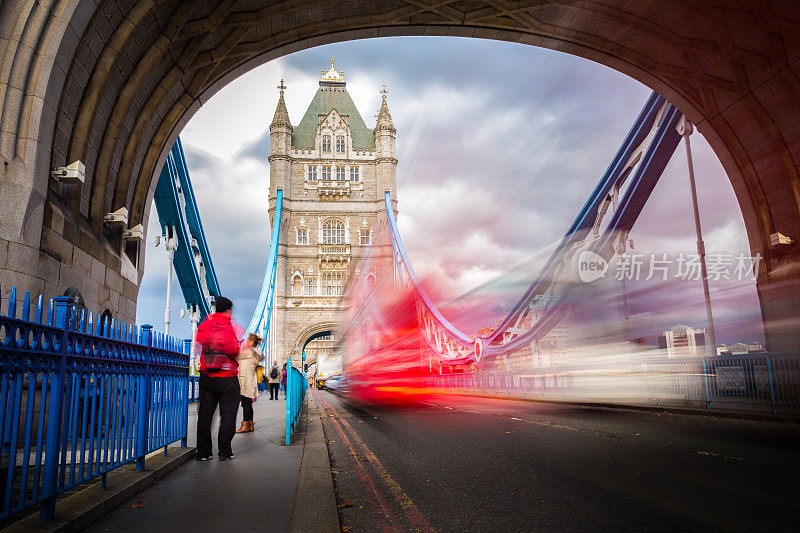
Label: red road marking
xmin=316 ymin=391 xmax=436 ymax=533
xmin=314 ymin=391 xmax=402 ymax=531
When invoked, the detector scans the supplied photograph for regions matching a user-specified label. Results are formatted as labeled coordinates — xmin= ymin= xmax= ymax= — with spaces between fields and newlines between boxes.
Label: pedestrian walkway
xmin=86 ymin=393 xmax=304 ymax=532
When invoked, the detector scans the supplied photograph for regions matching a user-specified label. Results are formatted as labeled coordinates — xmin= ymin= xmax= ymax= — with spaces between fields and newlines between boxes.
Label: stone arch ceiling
xmin=2 ymin=0 xmax=800 ymax=282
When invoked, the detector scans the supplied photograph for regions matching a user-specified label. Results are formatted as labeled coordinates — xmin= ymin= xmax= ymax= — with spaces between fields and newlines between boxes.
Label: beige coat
xmin=238 ymin=347 xmax=264 ymax=399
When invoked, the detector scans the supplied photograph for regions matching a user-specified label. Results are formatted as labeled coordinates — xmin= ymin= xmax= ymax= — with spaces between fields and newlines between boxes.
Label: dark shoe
xmin=218 ymin=455 xmax=235 ymax=461
xmin=196 ymin=455 xmax=214 ymax=461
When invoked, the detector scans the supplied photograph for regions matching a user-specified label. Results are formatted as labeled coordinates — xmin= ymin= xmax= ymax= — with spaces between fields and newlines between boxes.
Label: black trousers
xmin=197 ymin=374 xmax=240 ymax=458
xmin=269 ymin=383 xmax=279 ymax=399
xmin=241 ymin=396 xmax=254 ymax=422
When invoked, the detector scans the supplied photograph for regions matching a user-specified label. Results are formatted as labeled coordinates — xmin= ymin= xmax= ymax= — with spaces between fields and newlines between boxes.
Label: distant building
xmin=717 ymin=342 xmax=764 ymax=355
xmin=657 ymin=325 xmax=706 ymax=357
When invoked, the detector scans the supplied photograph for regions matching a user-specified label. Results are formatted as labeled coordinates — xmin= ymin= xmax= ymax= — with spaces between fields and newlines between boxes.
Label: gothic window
xmin=360 ymin=228 xmax=371 ymax=246
xmin=321 ymin=165 xmax=331 ymax=181
xmin=297 ymin=228 xmax=308 ymax=245
xmin=350 ymin=166 xmax=359 ymax=182
xmin=322 ymin=271 xmax=345 ymax=296
xmin=336 ymin=166 xmax=345 ymax=180
xmin=307 ymin=165 xmax=318 ymax=181
xmin=304 ymin=277 xmax=317 ymax=296
xmin=322 ymin=135 xmax=331 ymax=152
xmin=336 ymin=135 xmax=345 ymax=153
xmin=322 ymin=219 xmax=345 ymax=244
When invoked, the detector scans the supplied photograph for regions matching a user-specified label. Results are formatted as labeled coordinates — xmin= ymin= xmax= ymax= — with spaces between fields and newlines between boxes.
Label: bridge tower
xmin=265 ymin=60 xmax=397 ymax=367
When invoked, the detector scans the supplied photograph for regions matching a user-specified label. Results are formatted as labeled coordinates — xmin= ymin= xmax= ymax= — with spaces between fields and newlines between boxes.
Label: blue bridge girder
xmin=385 ymin=91 xmax=684 ymax=363
xmin=153 ymin=138 xmax=221 ymax=318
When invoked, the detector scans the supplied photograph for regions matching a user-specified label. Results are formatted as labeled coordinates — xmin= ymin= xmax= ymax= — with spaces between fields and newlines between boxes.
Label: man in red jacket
xmin=195 ymin=296 xmax=242 ymax=461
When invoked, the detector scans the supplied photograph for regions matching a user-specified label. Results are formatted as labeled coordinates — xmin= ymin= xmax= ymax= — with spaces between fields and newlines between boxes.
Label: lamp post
xmin=677 ymin=117 xmax=717 ymax=355
xmin=155 ymin=227 xmax=178 ymax=335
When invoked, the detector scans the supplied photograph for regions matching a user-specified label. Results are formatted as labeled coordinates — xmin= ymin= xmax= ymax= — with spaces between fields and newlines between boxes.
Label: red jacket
xmin=196 ymin=312 xmax=241 ymax=377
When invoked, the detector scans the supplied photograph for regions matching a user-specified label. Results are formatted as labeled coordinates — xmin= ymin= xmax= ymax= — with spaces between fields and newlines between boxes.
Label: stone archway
xmin=1 ymin=1 xmax=799 ymax=347
xmin=293 ymin=322 xmax=338 ymax=354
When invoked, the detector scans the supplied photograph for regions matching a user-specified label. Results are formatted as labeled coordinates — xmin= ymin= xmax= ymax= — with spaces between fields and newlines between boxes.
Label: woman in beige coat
xmin=236 ymin=334 xmax=264 ymax=433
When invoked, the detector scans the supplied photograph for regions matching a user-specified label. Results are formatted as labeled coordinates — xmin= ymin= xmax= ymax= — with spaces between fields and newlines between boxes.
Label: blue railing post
xmin=285 ymin=358 xmax=292 ymax=445
xmin=135 ymin=325 xmax=153 ymax=470
xmin=181 ymin=339 xmax=191 ymax=447
xmin=40 ymin=296 xmax=72 ymax=520
xmin=702 ymin=358 xmax=711 ymax=409
xmin=766 ymin=355 xmax=777 ymax=414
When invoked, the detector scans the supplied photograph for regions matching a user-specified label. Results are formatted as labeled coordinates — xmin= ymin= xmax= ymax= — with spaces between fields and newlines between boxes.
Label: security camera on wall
xmin=123 ymin=224 xmax=144 ymax=241
xmin=104 ymin=207 xmax=129 ymax=226
xmin=50 ymin=160 xmax=85 ymax=184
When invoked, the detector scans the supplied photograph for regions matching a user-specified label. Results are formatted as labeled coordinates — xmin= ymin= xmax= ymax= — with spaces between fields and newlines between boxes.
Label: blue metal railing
xmin=285 ymin=358 xmax=307 ymax=445
xmin=435 ymin=352 xmax=800 ymax=415
xmin=0 ymin=285 xmax=191 ymax=521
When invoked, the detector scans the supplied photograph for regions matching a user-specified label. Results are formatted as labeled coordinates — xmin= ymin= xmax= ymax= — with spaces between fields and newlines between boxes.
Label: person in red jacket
xmin=195 ymin=296 xmax=242 ymax=461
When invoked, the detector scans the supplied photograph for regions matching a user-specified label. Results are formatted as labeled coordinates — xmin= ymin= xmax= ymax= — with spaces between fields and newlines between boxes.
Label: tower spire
xmin=376 ymin=84 xmax=395 ymax=132
xmin=271 ymin=79 xmax=291 ymax=129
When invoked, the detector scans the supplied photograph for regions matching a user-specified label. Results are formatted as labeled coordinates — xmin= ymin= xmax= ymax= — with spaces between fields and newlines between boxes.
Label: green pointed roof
xmin=291 ymin=86 xmax=375 ymax=151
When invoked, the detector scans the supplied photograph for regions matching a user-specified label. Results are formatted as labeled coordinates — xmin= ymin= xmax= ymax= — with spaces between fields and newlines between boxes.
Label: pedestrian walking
xmin=195 ymin=297 xmax=242 ymax=461
xmin=267 ymin=361 xmax=281 ymax=400
xmin=281 ymin=363 xmax=288 ymax=399
xmin=236 ymin=334 xmax=264 ymax=434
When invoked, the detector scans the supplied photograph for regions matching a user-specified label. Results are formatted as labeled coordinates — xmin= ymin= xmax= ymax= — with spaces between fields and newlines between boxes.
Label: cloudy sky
xmin=136 ymin=37 xmax=764 ymax=347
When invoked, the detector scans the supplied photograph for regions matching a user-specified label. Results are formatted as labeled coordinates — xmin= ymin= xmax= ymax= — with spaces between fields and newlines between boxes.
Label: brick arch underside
xmin=3 ymin=0 xmax=800 ymax=347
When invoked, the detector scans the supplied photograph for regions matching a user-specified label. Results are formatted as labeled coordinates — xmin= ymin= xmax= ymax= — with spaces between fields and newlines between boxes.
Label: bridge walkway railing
xmin=0 ymin=285 xmax=191 ymax=522
xmin=285 ymin=359 xmax=307 ymax=445
xmin=436 ymin=353 xmax=800 ymax=416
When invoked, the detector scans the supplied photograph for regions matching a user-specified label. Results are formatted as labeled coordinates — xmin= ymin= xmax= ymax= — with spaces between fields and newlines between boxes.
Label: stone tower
xmin=265 ymin=59 xmax=397 ymax=368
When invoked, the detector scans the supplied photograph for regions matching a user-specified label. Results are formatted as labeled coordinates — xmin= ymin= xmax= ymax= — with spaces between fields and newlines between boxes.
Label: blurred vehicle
xmin=317 ymin=371 xmax=341 ymax=390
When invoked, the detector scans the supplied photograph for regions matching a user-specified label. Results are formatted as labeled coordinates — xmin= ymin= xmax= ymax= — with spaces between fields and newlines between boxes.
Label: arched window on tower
xmin=336 ymin=135 xmax=345 ymax=153
xmin=322 ymin=219 xmax=345 ymax=245
xmin=322 ymin=135 xmax=331 ymax=152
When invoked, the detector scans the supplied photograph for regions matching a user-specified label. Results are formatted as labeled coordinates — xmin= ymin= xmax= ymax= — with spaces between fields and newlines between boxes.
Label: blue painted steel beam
xmin=153 ymin=139 xmax=221 ymax=318
xmin=385 ymin=92 xmax=683 ymax=361
xmin=246 ymin=189 xmax=283 ymax=336
xmin=170 ymin=138 xmax=221 ymax=297
xmin=385 ymin=192 xmax=473 ymax=347
xmin=484 ymin=92 xmax=668 ymax=345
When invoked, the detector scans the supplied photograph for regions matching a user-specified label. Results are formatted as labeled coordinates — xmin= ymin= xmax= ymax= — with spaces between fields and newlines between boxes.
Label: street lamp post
xmin=156 ymin=227 xmax=178 ymax=336
xmin=677 ymin=117 xmax=717 ymax=355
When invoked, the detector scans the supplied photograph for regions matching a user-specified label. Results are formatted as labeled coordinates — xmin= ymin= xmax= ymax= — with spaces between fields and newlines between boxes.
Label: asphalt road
xmin=314 ymin=390 xmax=800 ymax=532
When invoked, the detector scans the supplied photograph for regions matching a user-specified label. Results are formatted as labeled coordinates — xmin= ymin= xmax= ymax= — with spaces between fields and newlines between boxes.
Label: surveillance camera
xmin=770 ymin=232 xmax=794 ymax=246
xmin=104 ymin=207 xmax=129 ymax=226
xmin=50 ymin=160 xmax=85 ymax=184
xmin=123 ymin=224 xmax=144 ymax=241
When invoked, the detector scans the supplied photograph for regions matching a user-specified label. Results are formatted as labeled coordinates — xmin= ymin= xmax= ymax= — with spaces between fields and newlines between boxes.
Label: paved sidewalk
xmin=86 ymin=392 xmax=304 ymax=532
